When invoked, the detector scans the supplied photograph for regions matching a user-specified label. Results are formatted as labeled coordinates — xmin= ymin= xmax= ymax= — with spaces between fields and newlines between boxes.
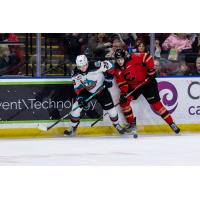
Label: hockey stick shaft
xmin=45 ymin=85 xmax=105 ymax=130
xmin=90 ymin=78 xmax=149 ymax=127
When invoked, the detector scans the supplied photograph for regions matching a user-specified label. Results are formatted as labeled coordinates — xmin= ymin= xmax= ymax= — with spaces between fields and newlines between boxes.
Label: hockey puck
xmin=133 ymin=134 xmax=138 ymax=139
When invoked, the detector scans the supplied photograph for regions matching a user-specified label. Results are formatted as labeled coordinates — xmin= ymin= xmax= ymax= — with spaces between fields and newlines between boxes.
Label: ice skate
xmin=126 ymin=123 xmax=136 ymax=133
xmin=64 ymin=126 xmax=77 ymax=136
xmin=126 ymin=124 xmax=138 ymax=138
xmin=125 ymin=118 xmax=138 ymax=138
xmin=126 ymin=118 xmax=136 ymax=132
xmin=113 ymin=123 xmax=127 ymax=135
xmin=169 ymin=122 xmax=180 ymax=134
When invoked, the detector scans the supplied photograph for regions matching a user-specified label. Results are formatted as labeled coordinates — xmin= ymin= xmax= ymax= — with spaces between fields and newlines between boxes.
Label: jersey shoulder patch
xmin=94 ymin=61 xmax=101 ymax=68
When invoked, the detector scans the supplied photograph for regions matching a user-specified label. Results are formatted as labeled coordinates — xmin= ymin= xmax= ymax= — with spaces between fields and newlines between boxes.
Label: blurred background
xmin=0 ymin=33 xmax=199 ymax=77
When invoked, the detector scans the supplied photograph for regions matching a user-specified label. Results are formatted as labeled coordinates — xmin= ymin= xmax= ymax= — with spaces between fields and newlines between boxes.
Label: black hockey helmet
xmin=114 ymin=48 xmax=126 ymax=59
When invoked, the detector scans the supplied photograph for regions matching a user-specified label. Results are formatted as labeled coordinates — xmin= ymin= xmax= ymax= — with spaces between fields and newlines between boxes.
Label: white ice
xmin=0 ymin=133 xmax=200 ymax=165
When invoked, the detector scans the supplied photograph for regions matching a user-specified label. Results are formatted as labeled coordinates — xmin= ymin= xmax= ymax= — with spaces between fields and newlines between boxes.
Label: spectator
xmin=154 ymin=39 xmax=162 ymax=58
xmin=0 ymin=44 xmax=9 ymax=58
xmin=194 ymin=57 xmax=200 ymax=75
xmin=154 ymin=59 xmax=168 ymax=76
xmin=162 ymin=33 xmax=192 ymax=52
xmin=135 ymin=38 xmax=143 ymax=47
xmin=181 ymin=33 xmax=200 ymax=63
xmin=105 ymin=37 xmax=125 ymax=58
xmin=0 ymin=44 xmax=10 ymax=74
xmin=88 ymin=33 xmax=112 ymax=60
xmin=136 ymin=41 xmax=146 ymax=53
xmin=173 ymin=60 xmax=196 ymax=76
xmin=65 ymin=33 xmax=87 ymax=63
xmin=136 ymin=33 xmax=150 ymax=46
xmin=0 ymin=33 xmax=24 ymax=75
xmin=162 ymin=33 xmax=192 ymax=61
xmin=188 ymin=33 xmax=198 ymax=53
xmin=7 ymin=33 xmax=24 ymax=73
xmin=155 ymin=33 xmax=170 ymax=45
xmin=117 ymin=33 xmax=137 ymax=46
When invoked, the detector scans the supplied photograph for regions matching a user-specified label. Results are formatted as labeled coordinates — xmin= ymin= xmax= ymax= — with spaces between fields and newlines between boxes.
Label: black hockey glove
xmin=104 ymin=80 xmax=113 ymax=88
xmin=119 ymin=93 xmax=127 ymax=103
xmin=77 ymin=96 xmax=88 ymax=108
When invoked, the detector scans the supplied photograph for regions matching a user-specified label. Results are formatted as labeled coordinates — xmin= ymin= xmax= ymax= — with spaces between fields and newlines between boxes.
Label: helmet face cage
xmin=76 ymin=55 xmax=88 ymax=69
xmin=114 ymin=49 xmax=126 ymax=60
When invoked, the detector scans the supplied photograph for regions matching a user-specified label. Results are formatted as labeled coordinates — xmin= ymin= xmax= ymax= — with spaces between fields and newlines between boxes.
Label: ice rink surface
xmin=0 ymin=133 xmax=200 ymax=165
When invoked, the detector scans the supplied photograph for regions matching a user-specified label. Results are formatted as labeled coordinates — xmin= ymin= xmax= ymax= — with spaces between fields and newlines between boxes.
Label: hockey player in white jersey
xmin=64 ymin=55 xmax=126 ymax=136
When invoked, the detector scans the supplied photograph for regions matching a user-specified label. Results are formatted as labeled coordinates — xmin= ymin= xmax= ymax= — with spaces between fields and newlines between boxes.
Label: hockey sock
xmin=70 ymin=115 xmax=80 ymax=127
xmin=107 ymin=107 xmax=119 ymax=125
xmin=122 ymin=106 xmax=135 ymax=124
xmin=150 ymin=101 xmax=173 ymax=124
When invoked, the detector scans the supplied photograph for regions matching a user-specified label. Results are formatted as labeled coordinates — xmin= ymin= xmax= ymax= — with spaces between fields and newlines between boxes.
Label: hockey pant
xmin=119 ymin=79 xmax=173 ymax=125
xmin=70 ymin=88 xmax=119 ymax=127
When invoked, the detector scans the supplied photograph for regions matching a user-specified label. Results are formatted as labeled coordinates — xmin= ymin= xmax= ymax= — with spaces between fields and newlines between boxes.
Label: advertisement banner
xmin=0 ymin=77 xmax=199 ymax=127
xmin=0 ymin=80 xmax=103 ymax=122
xmin=0 ymin=77 xmax=199 ymax=137
xmin=112 ymin=77 xmax=200 ymax=125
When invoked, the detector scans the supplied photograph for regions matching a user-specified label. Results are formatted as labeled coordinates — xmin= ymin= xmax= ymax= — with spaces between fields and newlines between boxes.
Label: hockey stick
xmin=38 ymin=85 xmax=105 ymax=131
xmin=90 ymin=78 xmax=150 ymax=127
xmin=79 ymin=80 xmax=102 ymax=118
xmin=3 ymin=90 xmax=47 ymax=121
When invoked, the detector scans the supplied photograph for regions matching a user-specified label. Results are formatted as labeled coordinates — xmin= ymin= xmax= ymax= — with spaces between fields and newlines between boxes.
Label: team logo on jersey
xmin=151 ymin=81 xmax=178 ymax=114
xmin=102 ymin=61 xmax=109 ymax=69
xmin=76 ymin=75 xmax=82 ymax=80
xmin=124 ymin=72 xmax=135 ymax=81
xmin=83 ymin=80 xmax=97 ymax=91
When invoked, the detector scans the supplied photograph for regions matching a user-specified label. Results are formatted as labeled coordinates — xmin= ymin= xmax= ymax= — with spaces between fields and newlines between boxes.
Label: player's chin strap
xmin=90 ymin=78 xmax=150 ymax=127
xmin=38 ymin=85 xmax=105 ymax=131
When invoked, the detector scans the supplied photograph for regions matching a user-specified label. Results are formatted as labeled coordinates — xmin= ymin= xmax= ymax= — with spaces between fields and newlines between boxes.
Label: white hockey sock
xmin=107 ymin=107 xmax=119 ymax=125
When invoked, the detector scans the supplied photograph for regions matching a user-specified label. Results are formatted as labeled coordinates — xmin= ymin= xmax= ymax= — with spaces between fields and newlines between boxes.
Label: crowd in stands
xmin=0 ymin=33 xmax=200 ymax=76
xmin=0 ymin=33 xmax=24 ymax=76
xmin=154 ymin=33 xmax=200 ymax=76
xmin=60 ymin=33 xmax=200 ymax=76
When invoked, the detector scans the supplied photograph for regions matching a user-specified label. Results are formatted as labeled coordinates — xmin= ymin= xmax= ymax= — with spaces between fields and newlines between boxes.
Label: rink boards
xmin=0 ymin=77 xmax=199 ymax=138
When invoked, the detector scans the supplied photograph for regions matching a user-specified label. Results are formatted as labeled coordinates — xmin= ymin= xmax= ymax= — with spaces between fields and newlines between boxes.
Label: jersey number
xmin=103 ymin=61 xmax=109 ymax=69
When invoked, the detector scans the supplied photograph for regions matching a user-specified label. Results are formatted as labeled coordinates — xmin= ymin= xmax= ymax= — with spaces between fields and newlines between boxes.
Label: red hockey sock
xmin=122 ymin=106 xmax=134 ymax=124
xmin=150 ymin=101 xmax=173 ymax=124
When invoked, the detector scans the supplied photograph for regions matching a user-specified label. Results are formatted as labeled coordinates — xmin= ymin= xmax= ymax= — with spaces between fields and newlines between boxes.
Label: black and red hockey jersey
xmin=114 ymin=53 xmax=156 ymax=94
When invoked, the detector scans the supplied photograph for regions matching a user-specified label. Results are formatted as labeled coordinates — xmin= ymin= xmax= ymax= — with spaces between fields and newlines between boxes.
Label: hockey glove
xmin=119 ymin=93 xmax=127 ymax=103
xmin=104 ymin=80 xmax=113 ymax=88
xmin=77 ymin=96 xmax=88 ymax=108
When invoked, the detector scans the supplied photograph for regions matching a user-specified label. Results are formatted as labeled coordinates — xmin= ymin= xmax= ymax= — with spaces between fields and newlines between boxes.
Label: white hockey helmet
xmin=76 ymin=55 xmax=88 ymax=69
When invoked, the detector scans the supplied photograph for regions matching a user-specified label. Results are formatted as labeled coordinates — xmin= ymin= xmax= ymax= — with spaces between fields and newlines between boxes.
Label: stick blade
xmin=37 ymin=124 xmax=48 ymax=131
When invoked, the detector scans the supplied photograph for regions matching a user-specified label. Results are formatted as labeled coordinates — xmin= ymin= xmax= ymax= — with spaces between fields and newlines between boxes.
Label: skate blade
xmin=64 ymin=134 xmax=76 ymax=137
